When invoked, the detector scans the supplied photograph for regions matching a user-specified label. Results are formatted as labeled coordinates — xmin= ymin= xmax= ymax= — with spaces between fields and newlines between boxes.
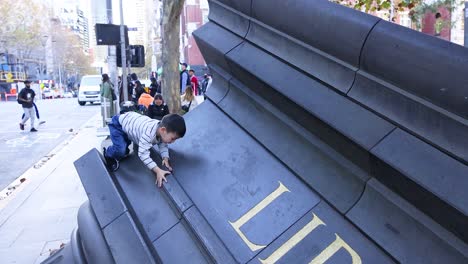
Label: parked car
xmin=53 ymin=89 xmax=64 ymax=98
xmin=64 ymin=92 xmax=73 ymax=98
xmin=42 ymin=88 xmax=53 ymax=99
xmin=78 ymin=75 xmax=102 ymax=106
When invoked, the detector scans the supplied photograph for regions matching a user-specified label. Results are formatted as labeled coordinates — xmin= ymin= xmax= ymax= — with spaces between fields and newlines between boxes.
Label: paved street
xmin=0 ymin=99 xmax=100 ymax=190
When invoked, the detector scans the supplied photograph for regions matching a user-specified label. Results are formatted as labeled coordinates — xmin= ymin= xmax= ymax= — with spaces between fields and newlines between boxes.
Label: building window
xmin=399 ymin=12 xmax=412 ymax=28
xmin=200 ymin=0 xmax=209 ymax=9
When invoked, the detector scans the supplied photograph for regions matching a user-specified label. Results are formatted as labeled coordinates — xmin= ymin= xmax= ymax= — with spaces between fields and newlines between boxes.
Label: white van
xmin=78 ymin=75 xmax=102 ymax=105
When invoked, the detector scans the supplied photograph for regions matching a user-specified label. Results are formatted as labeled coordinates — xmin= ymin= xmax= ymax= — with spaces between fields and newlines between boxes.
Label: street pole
xmin=390 ymin=0 xmax=394 ymax=21
xmin=58 ymin=63 xmax=62 ymax=90
xmin=107 ymin=0 xmax=119 ymax=113
xmin=119 ymin=0 xmax=128 ymax=102
xmin=465 ymin=1 xmax=468 ymax=47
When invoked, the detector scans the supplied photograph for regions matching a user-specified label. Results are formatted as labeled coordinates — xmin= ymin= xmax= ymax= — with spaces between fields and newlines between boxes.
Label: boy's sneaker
xmin=19 ymin=123 xmax=24 ymax=130
xmin=30 ymin=128 xmax=38 ymax=132
xmin=103 ymin=148 xmax=120 ymax=172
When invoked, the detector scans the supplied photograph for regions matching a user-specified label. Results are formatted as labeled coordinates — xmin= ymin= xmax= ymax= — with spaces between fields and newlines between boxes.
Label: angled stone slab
xmin=250 ymin=202 xmax=394 ymax=264
xmin=208 ymin=0 xmax=251 ymax=38
xmin=220 ymin=78 xmax=368 ymax=213
xmin=249 ymin=0 xmax=379 ymax=93
xmin=350 ymin=72 xmax=468 ymax=164
xmin=192 ymin=22 xmax=242 ymax=103
xmin=358 ymin=20 xmax=468 ymax=119
xmin=74 ymin=148 xmax=127 ymax=228
xmin=103 ymin=211 xmax=157 ymax=264
xmin=347 ymin=178 xmax=468 ymax=263
xmin=350 ymin=20 xmax=468 ymax=163
xmin=184 ymin=206 xmax=237 ymax=264
xmin=193 ymin=22 xmax=243 ymax=74
xmin=225 ymin=42 xmax=395 ymax=172
xmin=114 ymin=153 xmax=181 ymax=242
xmin=161 ymin=173 xmax=193 ymax=214
xmin=170 ymin=101 xmax=321 ymax=263
xmin=204 ymin=64 xmax=232 ymax=104
xmin=370 ymin=128 xmax=468 ymax=243
xmin=153 ymin=222 xmax=211 ymax=264
xmin=77 ymin=201 xmax=114 ymax=264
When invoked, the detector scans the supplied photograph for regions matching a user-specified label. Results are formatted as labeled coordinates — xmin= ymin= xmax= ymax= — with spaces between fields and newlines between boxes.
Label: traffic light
xmin=117 ymin=45 xmax=145 ymax=68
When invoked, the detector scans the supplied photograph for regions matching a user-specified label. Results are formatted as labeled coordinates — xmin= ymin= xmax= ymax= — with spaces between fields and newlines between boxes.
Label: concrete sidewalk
xmin=0 ymin=113 xmax=103 ymax=264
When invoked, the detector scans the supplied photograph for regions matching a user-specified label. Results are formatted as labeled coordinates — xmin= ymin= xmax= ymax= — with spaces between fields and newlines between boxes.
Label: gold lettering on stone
xmin=229 ymin=181 xmax=290 ymax=252
xmin=259 ymin=213 xmax=325 ymax=264
xmin=310 ymin=234 xmax=361 ymax=264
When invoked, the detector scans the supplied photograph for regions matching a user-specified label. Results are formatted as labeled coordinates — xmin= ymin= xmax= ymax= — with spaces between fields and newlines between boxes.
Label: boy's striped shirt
xmin=119 ymin=112 xmax=169 ymax=170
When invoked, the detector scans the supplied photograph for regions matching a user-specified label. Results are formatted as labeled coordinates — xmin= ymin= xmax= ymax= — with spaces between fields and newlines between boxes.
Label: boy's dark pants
xmin=105 ymin=115 xmax=131 ymax=160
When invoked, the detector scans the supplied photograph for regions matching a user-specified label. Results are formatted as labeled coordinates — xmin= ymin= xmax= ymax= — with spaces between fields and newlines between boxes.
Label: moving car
xmin=78 ymin=75 xmax=101 ymax=106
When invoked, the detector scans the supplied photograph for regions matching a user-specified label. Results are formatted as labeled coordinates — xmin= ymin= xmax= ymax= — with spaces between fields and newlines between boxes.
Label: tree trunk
xmin=161 ymin=0 xmax=185 ymax=114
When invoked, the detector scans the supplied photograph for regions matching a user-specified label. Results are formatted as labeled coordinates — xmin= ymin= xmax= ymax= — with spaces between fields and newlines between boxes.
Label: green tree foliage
xmin=0 ymin=0 xmax=49 ymax=57
xmin=332 ymin=0 xmax=421 ymax=13
xmin=0 ymin=0 xmax=94 ymax=78
xmin=48 ymin=18 xmax=94 ymax=79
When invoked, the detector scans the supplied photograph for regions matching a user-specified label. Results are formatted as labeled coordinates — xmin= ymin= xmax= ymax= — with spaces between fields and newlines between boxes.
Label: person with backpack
xmin=18 ymin=80 xmax=37 ymax=132
xmin=180 ymin=62 xmax=190 ymax=94
xmin=138 ymin=91 xmax=154 ymax=109
xmin=149 ymin=77 xmax=160 ymax=97
xmin=21 ymin=102 xmax=45 ymax=126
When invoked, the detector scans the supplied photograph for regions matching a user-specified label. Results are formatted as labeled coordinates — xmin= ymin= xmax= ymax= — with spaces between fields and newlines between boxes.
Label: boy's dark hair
xmin=189 ymin=69 xmax=195 ymax=73
xmin=160 ymin=114 xmax=186 ymax=137
xmin=435 ymin=12 xmax=441 ymax=19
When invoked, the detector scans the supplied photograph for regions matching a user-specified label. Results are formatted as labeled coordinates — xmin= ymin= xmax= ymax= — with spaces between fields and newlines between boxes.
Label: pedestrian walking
xmin=128 ymin=73 xmax=139 ymax=103
xmin=149 ymin=77 xmax=160 ymax=97
xmin=100 ymin=74 xmax=116 ymax=117
xmin=180 ymin=62 xmax=190 ymax=94
xmin=181 ymin=85 xmax=198 ymax=112
xmin=17 ymin=80 xmax=37 ymax=132
xmin=21 ymin=102 xmax=46 ymax=126
xmin=189 ymin=69 xmax=200 ymax=96
xmin=134 ymin=80 xmax=145 ymax=103
xmin=201 ymin=74 xmax=212 ymax=98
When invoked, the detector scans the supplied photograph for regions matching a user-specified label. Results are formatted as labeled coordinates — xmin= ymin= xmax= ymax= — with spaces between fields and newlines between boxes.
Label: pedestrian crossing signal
xmin=117 ymin=45 xmax=145 ymax=68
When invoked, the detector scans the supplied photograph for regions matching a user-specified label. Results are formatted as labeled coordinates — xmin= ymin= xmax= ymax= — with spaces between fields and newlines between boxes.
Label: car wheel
xmin=78 ymin=101 xmax=86 ymax=106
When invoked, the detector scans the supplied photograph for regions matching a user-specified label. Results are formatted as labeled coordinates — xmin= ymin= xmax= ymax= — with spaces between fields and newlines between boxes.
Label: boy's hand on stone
xmin=153 ymin=167 xmax=169 ymax=188
xmin=162 ymin=158 xmax=172 ymax=171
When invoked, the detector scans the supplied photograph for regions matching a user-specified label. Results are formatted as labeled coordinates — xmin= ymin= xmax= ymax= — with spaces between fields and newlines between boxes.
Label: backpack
xmin=183 ymin=71 xmax=191 ymax=86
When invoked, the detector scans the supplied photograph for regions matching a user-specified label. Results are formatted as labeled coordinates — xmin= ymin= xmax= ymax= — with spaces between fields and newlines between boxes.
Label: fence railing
xmin=0 ymin=71 xmax=27 ymax=82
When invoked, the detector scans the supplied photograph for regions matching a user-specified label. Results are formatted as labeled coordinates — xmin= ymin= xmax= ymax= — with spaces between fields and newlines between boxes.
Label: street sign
xmin=6 ymin=72 xmax=13 ymax=83
xmin=95 ymin=24 xmax=129 ymax=45
xmin=128 ymin=27 xmax=138 ymax=31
